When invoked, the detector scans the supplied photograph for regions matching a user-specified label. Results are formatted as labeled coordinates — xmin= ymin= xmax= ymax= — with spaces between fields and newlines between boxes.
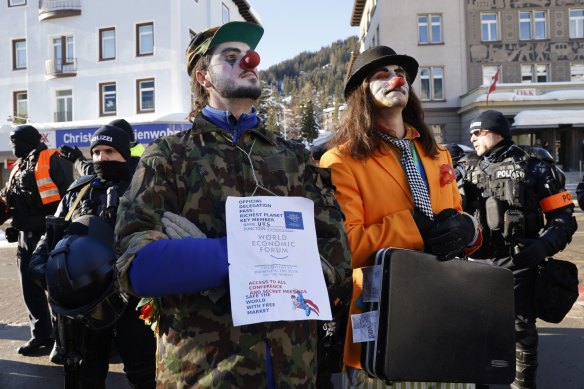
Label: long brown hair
xmin=328 ymin=78 xmax=439 ymax=160
xmin=188 ymin=54 xmax=211 ymax=122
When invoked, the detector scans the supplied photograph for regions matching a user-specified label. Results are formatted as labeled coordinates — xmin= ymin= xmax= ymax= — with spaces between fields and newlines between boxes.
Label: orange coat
xmin=320 ymin=139 xmax=474 ymax=369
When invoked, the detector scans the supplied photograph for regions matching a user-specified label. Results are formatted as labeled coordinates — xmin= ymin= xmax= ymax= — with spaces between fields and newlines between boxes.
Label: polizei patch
xmin=495 ymin=168 xmax=525 ymax=179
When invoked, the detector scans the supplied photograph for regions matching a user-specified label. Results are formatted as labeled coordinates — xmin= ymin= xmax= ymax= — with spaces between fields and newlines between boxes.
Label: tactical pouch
xmin=504 ymin=179 xmax=525 ymax=207
xmin=485 ymin=196 xmax=503 ymax=231
xmin=502 ymin=209 xmax=525 ymax=240
xmin=45 ymin=216 xmax=67 ymax=249
xmin=4 ymin=227 xmax=18 ymax=243
xmin=534 ymin=258 xmax=579 ymax=323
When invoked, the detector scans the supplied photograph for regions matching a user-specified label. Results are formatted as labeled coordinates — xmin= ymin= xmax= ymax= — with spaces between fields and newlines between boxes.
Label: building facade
xmin=0 ymin=0 xmax=258 ymax=181
xmin=351 ymin=0 xmax=584 ymax=171
xmin=351 ymin=0 xmax=469 ymax=144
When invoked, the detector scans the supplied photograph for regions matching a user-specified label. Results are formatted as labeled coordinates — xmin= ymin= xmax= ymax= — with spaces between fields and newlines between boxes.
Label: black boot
xmin=511 ymin=345 xmax=538 ymax=389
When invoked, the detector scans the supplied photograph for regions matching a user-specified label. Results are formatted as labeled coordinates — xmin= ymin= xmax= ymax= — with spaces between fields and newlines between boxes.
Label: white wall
xmin=357 ymin=0 xmax=467 ymax=109
xmin=0 ymin=0 xmax=251 ymax=126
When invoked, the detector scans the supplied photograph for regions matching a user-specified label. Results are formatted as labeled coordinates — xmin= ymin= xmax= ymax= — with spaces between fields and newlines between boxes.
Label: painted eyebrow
xmin=219 ymin=47 xmax=243 ymax=55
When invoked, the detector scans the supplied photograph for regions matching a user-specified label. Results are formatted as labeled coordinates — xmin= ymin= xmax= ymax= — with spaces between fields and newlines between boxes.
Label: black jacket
xmin=29 ymin=175 xmax=130 ymax=287
xmin=0 ymin=144 xmax=73 ymax=232
xmin=463 ymin=142 xmax=576 ymax=261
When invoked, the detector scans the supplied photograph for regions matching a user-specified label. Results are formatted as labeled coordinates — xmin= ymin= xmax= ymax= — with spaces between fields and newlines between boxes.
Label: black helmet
xmin=445 ymin=143 xmax=466 ymax=164
xmin=46 ymin=216 xmax=127 ymax=330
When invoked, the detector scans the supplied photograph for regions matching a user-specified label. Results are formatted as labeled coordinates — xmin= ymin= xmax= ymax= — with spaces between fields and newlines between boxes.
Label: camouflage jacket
xmin=114 ymin=115 xmax=351 ymax=388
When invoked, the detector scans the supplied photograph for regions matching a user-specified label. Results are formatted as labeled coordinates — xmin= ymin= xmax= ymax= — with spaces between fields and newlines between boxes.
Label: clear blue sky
xmin=249 ymin=0 xmax=359 ymax=70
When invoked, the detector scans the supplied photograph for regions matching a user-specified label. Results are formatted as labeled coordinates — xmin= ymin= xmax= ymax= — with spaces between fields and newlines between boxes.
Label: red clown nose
xmin=240 ymin=51 xmax=260 ymax=71
xmin=389 ymin=76 xmax=406 ymax=89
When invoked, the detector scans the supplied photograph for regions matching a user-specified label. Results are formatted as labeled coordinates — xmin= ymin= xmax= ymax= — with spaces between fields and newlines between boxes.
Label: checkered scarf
xmin=377 ymin=131 xmax=434 ymax=220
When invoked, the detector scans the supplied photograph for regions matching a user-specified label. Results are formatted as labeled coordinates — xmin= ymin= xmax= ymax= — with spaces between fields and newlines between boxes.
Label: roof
xmin=513 ymin=110 xmax=584 ymax=128
xmin=233 ymin=0 xmax=259 ymax=24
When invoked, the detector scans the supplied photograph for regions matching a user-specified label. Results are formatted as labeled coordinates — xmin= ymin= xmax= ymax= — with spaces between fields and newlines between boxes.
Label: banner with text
xmin=226 ymin=196 xmax=331 ymax=326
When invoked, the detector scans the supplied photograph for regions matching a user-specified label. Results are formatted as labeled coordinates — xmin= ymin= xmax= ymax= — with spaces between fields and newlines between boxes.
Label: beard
xmin=211 ymin=74 xmax=262 ymax=100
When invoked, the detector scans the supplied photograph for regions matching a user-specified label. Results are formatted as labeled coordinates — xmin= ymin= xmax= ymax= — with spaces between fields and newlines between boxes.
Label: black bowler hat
xmin=344 ymin=46 xmax=419 ymax=99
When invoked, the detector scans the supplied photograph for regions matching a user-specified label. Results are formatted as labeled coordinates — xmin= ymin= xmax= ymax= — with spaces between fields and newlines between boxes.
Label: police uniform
xmin=29 ymin=126 xmax=156 ymax=388
xmin=0 ymin=125 xmax=73 ymax=354
xmin=115 ymin=114 xmax=352 ymax=388
xmin=464 ymin=141 xmax=576 ymax=388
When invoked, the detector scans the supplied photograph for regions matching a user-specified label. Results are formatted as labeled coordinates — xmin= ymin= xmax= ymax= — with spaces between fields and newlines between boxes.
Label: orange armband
xmin=539 ymin=191 xmax=573 ymax=213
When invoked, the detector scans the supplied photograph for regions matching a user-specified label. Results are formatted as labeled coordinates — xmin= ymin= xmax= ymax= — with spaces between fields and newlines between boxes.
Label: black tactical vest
xmin=467 ymin=150 xmax=544 ymax=244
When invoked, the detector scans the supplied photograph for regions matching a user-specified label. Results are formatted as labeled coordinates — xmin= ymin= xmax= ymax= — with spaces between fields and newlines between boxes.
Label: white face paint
xmin=368 ymin=65 xmax=409 ymax=108
xmin=470 ymin=129 xmax=504 ymax=157
xmin=206 ymin=41 xmax=261 ymax=100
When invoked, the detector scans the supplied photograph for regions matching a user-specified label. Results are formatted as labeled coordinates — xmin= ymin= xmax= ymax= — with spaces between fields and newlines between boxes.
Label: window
xmin=535 ymin=64 xmax=548 ymax=82
xmin=8 ymin=0 xmax=26 ymax=6
xmin=570 ymin=9 xmax=584 ymax=38
xmin=137 ymin=78 xmax=155 ymax=113
xmin=571 ymin=63 xmax=584 ymax=81
xmin=482 ymin=65 xmax=499 ymax=86
xmin=53 ymin=36 xmax=75 ymax=66
xmin=519 ymin=11 xmax=547 ymax=40
xmin=13 ymin=91 xmax=28 ymax=122
xmin=100 ymin=82 xmax=117 ymax=116
xmin=418 ymin=14 xmax=442 ymax=44
xmin=222 ymin=3 xmax=230 ymax=24
xmin=99 ymin=28 xmax=116 ymax=61
xmin=521 ymin=64 xmax=548 ymax=82
xmin=12 ymin=39 xmax=26 ymax=70
xmin=481 ymin=13 xmax=499 ymax=41
xmin=430 ymin=124 xmax=444 ymax=144
xmin=136 ymin=23 xmax=154 ymax=56
xmin=55 ymin=89 xmax=73 ymax=122
xmin=419 ymin=67 xmax=444 ymax=101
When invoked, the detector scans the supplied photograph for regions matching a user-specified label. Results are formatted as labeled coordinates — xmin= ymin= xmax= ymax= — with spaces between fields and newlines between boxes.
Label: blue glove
xmin=129 ymin=236 xmax=228 ymax=297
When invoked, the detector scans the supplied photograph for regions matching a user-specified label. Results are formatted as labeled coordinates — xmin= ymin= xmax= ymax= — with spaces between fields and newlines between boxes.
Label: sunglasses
xmin=470 ymin=129 xmax=490 ymax=137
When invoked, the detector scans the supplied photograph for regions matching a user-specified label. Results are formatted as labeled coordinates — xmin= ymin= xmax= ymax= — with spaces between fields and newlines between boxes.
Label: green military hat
xmin=186 ymin=21 xmax=264 ymax=76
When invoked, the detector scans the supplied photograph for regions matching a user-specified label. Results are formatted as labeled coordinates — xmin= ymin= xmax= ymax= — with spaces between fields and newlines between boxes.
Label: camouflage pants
xmin=342 ymin=368 xmax=475 ymax=389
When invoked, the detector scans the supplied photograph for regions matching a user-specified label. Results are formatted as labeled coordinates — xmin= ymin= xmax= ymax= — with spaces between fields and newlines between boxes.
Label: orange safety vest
xmin=34 ymin=149 xmax=62 ymax=205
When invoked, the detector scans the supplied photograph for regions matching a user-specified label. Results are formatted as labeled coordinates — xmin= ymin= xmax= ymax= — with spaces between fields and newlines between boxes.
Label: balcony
xmin=45 ymin=58 xmax=77 ymax=79
xmin=38 ymin=0 xmax=81 ymax=21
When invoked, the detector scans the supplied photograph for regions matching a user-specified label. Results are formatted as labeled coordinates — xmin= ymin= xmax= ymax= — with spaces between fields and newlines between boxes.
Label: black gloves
xmin=413 ymin=208 xmax=476 ymax=260
xmin=59 ymin=145 xmax=85 ymax=163
xmin=4 ymin=226 xmax=19 ymax=243
xmin=512 ymin=238 xmax=552 ymax=268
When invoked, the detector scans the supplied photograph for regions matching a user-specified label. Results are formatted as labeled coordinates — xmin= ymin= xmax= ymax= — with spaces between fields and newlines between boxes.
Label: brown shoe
xmin=16 ymin=338 xmax=54 ymax=356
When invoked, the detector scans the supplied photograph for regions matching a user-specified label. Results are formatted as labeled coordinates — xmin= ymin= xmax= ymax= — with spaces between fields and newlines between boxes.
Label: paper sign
xmin=361 ymin=265 xmax=382 ymax=303
xmin=351 ymin=311 xmax=379 ymax=343
xmin=226 ymin=196 xmax=332 ymax=326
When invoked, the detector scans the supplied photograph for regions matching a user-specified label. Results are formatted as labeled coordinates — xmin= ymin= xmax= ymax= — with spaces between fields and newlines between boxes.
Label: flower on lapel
xmin=440 ymin=164 xmax=456 ymax=186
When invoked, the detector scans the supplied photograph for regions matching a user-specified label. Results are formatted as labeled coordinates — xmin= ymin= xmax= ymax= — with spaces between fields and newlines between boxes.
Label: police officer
xmin=0 ymin=125 xmax=73 ymax=357
xmin=445 ymin=143 xmax=469 ymax=208
xmin=463 ymin=110 xmax=577 ymax=389
xmin=29 ymin=125 xmax=156 ymax=389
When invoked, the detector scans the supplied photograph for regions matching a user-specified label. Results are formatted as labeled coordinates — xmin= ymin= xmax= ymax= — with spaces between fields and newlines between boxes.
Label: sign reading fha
xmin=513 ymin=89 xmax=537 ymax=97
xmin=56 ymin=122 xmax=191 ymax=148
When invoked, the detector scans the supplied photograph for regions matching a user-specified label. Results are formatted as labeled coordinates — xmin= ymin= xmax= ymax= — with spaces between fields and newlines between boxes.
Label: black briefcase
xmin=361 ymin=248 xmax=516 ymax=384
